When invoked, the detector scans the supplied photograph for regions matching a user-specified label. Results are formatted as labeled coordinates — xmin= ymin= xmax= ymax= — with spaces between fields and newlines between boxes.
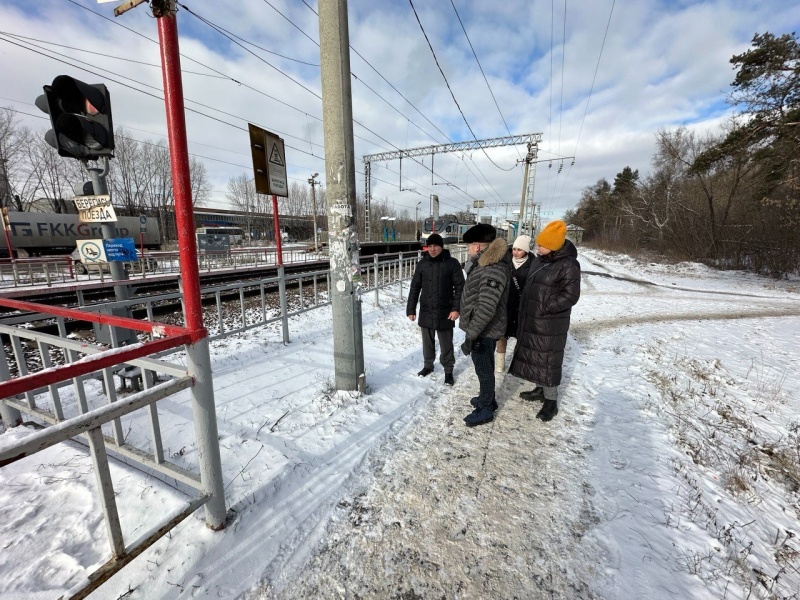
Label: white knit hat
xmin=512 ymin=235 xmax=531 ymax=252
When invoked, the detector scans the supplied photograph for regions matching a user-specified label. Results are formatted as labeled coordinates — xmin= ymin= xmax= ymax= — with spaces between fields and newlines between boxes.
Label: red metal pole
xmin=272 ymin=194 xmax=283 ymax=266
xmin=157 ymin=11 xmax=204 ymax=334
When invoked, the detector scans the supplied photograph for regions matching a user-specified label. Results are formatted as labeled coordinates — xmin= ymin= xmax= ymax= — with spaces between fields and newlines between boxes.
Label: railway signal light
xmin=35 ymin=75 xmax=115 ymax=160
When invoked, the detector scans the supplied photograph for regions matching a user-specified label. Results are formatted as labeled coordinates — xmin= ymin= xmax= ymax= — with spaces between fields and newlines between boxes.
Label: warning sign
xmin=79 ymin=204 xmax=118 ymax=223
xmin=269 ymin=143 xmax=285 ymax=167
xmin=265 ymin=131 xmax=288 ymax=197
xmin=74 ymin=194 xmax=111 ymax=211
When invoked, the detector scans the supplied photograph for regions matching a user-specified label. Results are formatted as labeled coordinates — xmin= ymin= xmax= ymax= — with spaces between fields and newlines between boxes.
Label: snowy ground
xmin=1 ymin=248 xmax=799 ymax=599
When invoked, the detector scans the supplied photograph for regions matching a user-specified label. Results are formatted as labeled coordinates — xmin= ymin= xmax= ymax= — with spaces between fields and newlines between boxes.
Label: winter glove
xmin=461 ymin=338 xmax=473 ymax=356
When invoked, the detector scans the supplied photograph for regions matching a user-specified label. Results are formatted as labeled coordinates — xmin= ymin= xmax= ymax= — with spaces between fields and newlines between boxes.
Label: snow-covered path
xmin=1 ymin=249 xmax=799 ymax=600
xmin=253 ymin=252 xmax=800 ymax=599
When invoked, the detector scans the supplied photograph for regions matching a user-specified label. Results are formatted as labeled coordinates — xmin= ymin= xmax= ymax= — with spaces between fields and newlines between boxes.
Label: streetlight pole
xmin=415 ymin=201 xmax=421 ymax=240
xmin=308 ymin=172 xmax=319 ymax=250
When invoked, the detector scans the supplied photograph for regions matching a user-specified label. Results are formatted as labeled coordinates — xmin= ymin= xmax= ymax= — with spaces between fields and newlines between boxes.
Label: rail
xmin=0 ymin=300 xmax=225 ymax=599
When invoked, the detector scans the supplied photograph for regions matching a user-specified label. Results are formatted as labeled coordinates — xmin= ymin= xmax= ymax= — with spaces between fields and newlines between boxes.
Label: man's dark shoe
xmin=417 ymin=367 xmax=434 ymax=377
xmin=464 ymin=407 xmax=495 ymax=427
xmin=536 ymin=400 xmax=559 ymax=422
xmin=444 ymin=373 xmax=454 ymax=386
xmin=520 ymin=387 xmax=545 ymax=401
xmin=470 ymin=396 xmax=498 ymax=411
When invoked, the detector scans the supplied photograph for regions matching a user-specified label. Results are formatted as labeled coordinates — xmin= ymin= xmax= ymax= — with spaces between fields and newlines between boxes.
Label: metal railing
xmin=0 ymin=257 xmax=74 ymax=288
xmin=0 ymin=246 xmax=328 ymax=288
xmin=0 ymin=300 xmax=225 ymax=599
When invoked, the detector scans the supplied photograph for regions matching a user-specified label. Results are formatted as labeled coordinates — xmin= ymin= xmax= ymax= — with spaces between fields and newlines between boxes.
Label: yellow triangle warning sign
xmin=269 ymin=143 xmax=285 ymax=167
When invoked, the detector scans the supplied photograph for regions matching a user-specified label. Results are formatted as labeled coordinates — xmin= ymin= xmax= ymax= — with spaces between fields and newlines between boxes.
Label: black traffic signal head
xmin=35 ymin=75 xmax=114 ymax=160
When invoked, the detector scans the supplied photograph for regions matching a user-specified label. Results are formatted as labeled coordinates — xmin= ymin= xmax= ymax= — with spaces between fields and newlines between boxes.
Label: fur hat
xmin=462 ymin=223 xmax=496 ymax=244
xmin=426 ymin=233 xmax=444 ymax=247
xmin=536 ymin=220 xmax=567 ymax=251
xmin=512 ymin=235 xmax=531 ymax=253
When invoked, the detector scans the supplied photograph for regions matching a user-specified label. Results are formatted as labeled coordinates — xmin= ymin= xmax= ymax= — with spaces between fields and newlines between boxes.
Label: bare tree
xmin=226 ymin=173 xmax=258 ymax=238
xmin=109 ymin=128 xmax=150 ymax=213
xmin=0 ymin=108 xmax=30 ymax=209
xmin=189 ymin=156 xmax=211 ymax=207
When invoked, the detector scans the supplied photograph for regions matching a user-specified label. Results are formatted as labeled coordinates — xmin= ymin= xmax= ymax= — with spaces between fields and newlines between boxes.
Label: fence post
xmin=278 ymin=264 xmax=290 ymax=344
xmin=374 ymin=254 xmax=379 ymax=307
xmin=398 ymin=252 xmax=404 ymax=301
xmin=184 ymin=337 xmax=227 ymax=529
xmin=0 ymin=349 xmax=22 ymax=427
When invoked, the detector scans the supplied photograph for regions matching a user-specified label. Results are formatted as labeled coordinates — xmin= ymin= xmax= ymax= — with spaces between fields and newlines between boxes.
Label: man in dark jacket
xmin=407 ymin=233 xmax=465 ymax=386
xmin=459 ymin=223 xmax=510 ymax=426
xmin=508 ymin=220 xmax=581 ymax=422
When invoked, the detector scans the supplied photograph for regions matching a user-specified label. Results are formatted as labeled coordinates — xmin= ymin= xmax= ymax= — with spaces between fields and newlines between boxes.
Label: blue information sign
xmin=103 ymin=238 xmax=138 ymax=262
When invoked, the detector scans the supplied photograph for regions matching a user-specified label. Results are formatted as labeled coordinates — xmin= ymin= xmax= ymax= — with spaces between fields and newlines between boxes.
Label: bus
xmin=195 ymin=226 xmax=244 ymax=246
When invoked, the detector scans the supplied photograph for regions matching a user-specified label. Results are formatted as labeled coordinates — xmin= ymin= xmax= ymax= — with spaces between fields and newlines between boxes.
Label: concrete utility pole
xmin=318 ymin=0 xmax=365 ymax=392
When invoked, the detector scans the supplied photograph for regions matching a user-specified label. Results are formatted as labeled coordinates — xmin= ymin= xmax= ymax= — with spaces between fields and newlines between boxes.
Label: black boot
xmin=470 ymin=396 xmax=498 ymax=411
xmin=464 ymin=406 xmax=495 ymax=427
xmin=444 ymin=373 xmax=454 ymax=386
xmin=417 ymin=367 xmax=433 ymax=377
xmin=520 ymin=387 xmax=544 ymax=401
xmin=536 ymin=400 xmax=558 ymax=422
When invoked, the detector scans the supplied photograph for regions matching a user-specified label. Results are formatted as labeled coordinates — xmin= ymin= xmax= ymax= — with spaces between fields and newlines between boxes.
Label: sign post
xmin=1 ymin=207 xmax=14 ymax=260
xmin=139 ymin=215 xmax=147 ymax=271
xmin=248 ymin=123 xmax=288 ymax=263
xmin=80 ymin=159 xmax=134 ymax=345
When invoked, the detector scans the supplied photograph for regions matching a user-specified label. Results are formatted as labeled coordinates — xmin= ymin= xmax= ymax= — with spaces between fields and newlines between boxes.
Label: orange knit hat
xmin=536 ymin=220 xmax=567 ymax=251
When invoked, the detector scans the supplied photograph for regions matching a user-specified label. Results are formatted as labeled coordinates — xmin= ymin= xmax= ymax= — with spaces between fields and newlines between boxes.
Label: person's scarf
xmin=512 ymin=254 xmax=527 ymax=270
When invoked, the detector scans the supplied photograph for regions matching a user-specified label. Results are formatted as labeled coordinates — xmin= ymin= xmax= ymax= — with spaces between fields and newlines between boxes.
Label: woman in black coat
xmin=508 ymin=221 xmax=580 ymax=422
xmin=495 ymin=235 xmax=533 ymax=372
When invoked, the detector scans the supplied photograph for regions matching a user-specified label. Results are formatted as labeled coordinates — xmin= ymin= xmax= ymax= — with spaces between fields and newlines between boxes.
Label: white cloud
xmin=1 ymin=0 xmax=798 ymax=218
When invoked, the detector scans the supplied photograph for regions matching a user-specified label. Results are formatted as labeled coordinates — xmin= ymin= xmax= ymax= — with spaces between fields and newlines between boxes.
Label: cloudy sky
xmin=1 ymin=0 xmax=798 ymax=224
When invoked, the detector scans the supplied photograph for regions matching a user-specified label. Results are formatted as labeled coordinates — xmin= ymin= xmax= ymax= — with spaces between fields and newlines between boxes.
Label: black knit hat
xmin=426 ymin=233 xmax=444 ymax=247
xmin=462 ymin=223 xmax=496 ymax=243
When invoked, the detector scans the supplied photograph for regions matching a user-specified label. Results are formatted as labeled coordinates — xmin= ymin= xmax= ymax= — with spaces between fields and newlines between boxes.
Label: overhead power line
xmin=449 ymin=0 xmax=520 ymax=160
xmin=407 ymin=0 xmax=516 ymax=174
xmin=557 ymin=0 xmax=615 ymax=203
xmin=176 ymin=1 xmax=503 ymax=205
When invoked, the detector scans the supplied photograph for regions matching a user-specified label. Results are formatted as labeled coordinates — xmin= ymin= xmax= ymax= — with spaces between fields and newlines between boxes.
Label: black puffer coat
xmin=459 ymin=238 xmax=510 ymax=341
xmin=406 ymin=249 xmax=465 ymax=330
xmin=509 ymin=239 xmax=581 ymax=387
xmin=505 ymin=250 xmax=533 ymax=338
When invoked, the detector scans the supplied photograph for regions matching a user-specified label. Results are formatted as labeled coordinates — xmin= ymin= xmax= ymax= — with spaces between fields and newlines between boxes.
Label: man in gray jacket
xmin=459 ymin=223 xmax=510 ymax=427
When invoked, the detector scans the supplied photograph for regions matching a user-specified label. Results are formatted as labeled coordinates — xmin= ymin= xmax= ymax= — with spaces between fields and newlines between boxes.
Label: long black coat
xmin=509 ymin=240 xmax=581 ymax=387
xmin=406 ymin=249 xmax=465 ymax=330
xmin=505 ymin=250 xmax=533 ymax=338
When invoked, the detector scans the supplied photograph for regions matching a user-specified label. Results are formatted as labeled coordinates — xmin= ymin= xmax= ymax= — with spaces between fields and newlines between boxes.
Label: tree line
xmin=565 ymin=32 xmax=799 ymax=277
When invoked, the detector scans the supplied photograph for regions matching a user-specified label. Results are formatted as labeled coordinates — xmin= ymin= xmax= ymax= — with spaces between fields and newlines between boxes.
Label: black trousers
xmin=421 ymin=327 xmax=454 ymax=373
xmin=470 ymin=337 xmax=496 ymax=409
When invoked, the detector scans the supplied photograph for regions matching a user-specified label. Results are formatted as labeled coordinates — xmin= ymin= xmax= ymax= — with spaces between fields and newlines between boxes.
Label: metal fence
xmin=0 ymin=301 xmax=225 ymax=599
xmin=0 ymin=246 xmax=327 ymax=288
